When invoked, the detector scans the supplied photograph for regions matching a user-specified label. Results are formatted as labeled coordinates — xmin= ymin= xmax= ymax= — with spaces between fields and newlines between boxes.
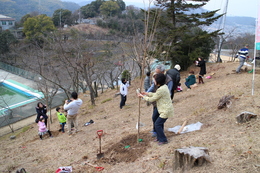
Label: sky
xmin=123 ymin=0 xmax=259 ymax=18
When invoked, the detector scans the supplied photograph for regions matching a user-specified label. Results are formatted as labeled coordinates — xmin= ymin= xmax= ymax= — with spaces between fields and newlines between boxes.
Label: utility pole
xmin=79 ymin=9 xmax=81 ymax=24
xmin=60 ymin=10 xmax=62 ymax=28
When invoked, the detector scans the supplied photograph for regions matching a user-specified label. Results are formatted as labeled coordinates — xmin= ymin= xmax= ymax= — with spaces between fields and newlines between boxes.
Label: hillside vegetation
xmin=0 ymin=0 xmax=79 ymax=20
xmin=1 ymin=62 xmax=260 ymax=172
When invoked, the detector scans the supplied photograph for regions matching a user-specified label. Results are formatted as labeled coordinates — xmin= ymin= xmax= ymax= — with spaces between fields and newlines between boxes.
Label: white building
xmin=0 ymin=14 xmax=15 ymax=31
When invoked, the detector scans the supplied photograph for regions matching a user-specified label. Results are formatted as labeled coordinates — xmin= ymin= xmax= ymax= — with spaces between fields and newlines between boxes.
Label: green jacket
xmin=185 ymin=75 xmax=196 ymax=87
xmin=56 ymin=112 xmax=66 ymax=123
xmin=143 ymin=84 xmax=174 ymax=119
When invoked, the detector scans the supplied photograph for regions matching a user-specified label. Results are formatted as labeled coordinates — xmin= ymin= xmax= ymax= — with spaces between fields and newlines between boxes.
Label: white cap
xmin=174 ymin=64 xmax=181 ymax=71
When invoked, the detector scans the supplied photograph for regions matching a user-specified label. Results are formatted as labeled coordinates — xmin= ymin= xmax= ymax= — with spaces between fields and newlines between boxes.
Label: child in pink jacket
xmin=38 ymin=117 xmax=53 ymax=140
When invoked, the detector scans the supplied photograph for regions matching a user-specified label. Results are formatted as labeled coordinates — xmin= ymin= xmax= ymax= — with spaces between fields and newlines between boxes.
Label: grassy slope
xmin=1 ymin=62 xmax=260 ymax=173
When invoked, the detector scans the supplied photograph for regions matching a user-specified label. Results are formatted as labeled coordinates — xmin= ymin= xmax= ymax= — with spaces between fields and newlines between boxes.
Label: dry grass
xmin=1 ymin=62 xmax=260 ymax=173
xmin=68 ymin=24 xmax=109 ymax=34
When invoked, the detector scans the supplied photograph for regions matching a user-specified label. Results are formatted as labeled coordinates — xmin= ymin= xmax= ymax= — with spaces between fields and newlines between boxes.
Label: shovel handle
xmin=97 ymin=130 xmax=103 ymax=138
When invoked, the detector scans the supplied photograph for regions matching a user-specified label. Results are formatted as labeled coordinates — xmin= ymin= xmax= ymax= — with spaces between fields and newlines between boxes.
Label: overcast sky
xmin=123 ymin=0 xmax=259 ymax=18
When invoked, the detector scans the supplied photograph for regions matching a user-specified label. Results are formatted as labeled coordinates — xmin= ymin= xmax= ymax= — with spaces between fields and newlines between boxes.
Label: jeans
xmin=155 ymin=117 xmax=168 ymax=142
xmin=185 ymin=82 xmax=190 ymax=89
xmin=67 ymin=114 xmax=78 ymax=134
xmin=60 ymin=122 xmax=66 ymax=132
xmin=236 ymin=57 xmax=245 ymax=72
xmin=120 ymin=94 xmax=127 ymax=109
xmin=152 ymin=107 xmax=160 ymax=132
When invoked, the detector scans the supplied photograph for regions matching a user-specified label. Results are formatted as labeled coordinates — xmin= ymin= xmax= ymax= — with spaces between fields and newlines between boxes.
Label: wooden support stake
xmin=177 ymin=120 xmax=187 ymax=135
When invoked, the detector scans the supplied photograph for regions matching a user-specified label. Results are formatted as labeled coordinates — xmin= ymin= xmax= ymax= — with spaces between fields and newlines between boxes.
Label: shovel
xmin=97 ymin=130 xmax=104 ymax=159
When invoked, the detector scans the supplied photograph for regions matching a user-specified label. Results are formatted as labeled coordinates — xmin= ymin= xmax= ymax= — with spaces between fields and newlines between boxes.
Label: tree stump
xmin=217 ymin=95 xmax=234 ymax=109
xmin=236 ymin=111 xmax=257 ymax=123
xmin=174 ymin=146 xmax=211 ymax=171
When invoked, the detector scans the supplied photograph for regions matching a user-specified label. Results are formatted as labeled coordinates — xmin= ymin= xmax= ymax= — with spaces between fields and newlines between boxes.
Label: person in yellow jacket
xmin=56 ymin=107 xmax=67 ymax=133
xmin=138 ymin=73 xmax=174 ymax=145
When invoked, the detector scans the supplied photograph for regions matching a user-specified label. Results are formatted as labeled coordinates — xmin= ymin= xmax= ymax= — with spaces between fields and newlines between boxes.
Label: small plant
xmin=158 ymin=159 xmax=167 ymax=169
xmin=121 ymin=70 xmax=131 ymax=81
xmin=22 ymin=126 xmax=30 ymax=132
xmin=101 ymin=98 xmax=112 ymax=104
xmin=88 ymin=105 xmax=95 ymax=109
xmin=192 ymin=107 xmax=206 ymax=116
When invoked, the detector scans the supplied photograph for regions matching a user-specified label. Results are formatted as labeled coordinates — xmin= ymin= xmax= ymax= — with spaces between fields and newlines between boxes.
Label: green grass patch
xmin=88 ymin=105 xmax=95 ymax=109
xmin=101 ymin=98 xmax=112 ymax=104
xmin=21 ymin=126 xmax=30 ymax=133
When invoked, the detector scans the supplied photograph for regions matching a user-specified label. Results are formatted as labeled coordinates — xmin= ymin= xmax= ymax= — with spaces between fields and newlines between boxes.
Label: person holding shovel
xmin=138 ymin=73 xmax=174 ymax=145
xmin=146 ymin=64 xmax=173 ymax=138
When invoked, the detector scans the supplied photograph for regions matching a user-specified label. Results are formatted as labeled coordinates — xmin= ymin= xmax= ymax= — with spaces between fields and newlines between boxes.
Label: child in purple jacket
xmin=38 ymin=117 xmax=52 ymax=140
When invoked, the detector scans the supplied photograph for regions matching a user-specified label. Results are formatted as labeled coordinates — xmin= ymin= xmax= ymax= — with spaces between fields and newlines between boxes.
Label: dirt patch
xmin=97 ymin=133 xmax=152 ymax=164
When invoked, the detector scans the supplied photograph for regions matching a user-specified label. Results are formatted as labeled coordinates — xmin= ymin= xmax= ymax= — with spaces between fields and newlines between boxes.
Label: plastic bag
xmin=55 ymin=166 xmax=72 ymax=173
xmin=168 ymin=122 xmax=203 ymax=134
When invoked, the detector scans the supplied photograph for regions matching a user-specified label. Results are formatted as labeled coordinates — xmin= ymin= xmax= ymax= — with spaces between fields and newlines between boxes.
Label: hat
xmin=174 ymin=64 xmax=181 ymax=71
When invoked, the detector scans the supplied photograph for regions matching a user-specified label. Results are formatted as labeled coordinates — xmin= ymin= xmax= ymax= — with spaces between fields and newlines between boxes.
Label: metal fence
xmin=0 ymin=62 xmax=40 ymax=81
xmin=0 ymin=92 xmax=67 ymax=128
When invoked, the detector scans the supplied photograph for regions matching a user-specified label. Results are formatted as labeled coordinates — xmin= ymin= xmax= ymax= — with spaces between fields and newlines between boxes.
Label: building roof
xmin=0 ymin=14 xmax=15 ymax=21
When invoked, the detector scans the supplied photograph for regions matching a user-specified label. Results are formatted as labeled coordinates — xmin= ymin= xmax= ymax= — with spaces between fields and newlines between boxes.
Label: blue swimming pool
xmin=0 ymin=79 xmax=43 ymax=115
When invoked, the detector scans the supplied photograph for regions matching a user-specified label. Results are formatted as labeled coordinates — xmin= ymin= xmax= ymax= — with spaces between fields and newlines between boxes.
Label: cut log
xmin=174 ymin=146 xmax=211 ymax=171
xmin=217 ymin=95 xmax=234 ymax=109
xmin=236 ymin=111 xmax=257 ymax=123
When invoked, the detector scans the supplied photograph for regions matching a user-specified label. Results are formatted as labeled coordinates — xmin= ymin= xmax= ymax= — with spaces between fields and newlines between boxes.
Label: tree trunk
xmin=174 ymin=146 xmax=211 ymax=171
xmin=236 ymin=111 xmax=257 ymax=123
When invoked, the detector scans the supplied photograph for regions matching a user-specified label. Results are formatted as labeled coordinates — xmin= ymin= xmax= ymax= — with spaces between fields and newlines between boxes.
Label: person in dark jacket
xmin=185 ymin=70 xmax=196 ymax=89
xmin=35 ymin=102 xmax=48 ymax=127
xmin=166 ymin=64 xmax=181 ymax=99
xmin=196 ymin=57 xmax=206 ymax=84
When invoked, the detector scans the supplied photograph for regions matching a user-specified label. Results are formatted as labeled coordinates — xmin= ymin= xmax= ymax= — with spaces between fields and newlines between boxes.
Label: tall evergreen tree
xmin=153 ymin=0 xmax=223 ymax=69
xmin=52 ymin=9 xmax=73 ymax=27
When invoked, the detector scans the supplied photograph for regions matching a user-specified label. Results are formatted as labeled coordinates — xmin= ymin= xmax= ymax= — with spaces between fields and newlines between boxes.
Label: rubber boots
xmin=199 ymin=76 xmax=204 ymax=84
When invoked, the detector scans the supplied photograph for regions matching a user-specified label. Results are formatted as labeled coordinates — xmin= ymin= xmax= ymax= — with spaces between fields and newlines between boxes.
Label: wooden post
xmin=177 ymin=120 xmax=187 ymax=135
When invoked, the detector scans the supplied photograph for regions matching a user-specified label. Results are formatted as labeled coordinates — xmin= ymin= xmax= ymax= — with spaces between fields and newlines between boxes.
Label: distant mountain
xmin=207 ymin=16 xmax=255 ymax=36
xmin=1 ymin=0 xmax=256 ymax=35
xmin=61 ymin=0 xmax=92 ymax=6
xmin=0 ymin=0 xmax=80 ymax=21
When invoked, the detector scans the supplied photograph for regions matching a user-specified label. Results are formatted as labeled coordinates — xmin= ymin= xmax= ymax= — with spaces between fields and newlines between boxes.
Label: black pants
xmin=39 ymin=130 xmax=52 ymax=139
xmin=171 ymin=86 xmax=177 ymax=100
xmin=120 ymin=94 xmax=127 ymax=109
xmin=44 ymin=119 xmax=48 ymax=128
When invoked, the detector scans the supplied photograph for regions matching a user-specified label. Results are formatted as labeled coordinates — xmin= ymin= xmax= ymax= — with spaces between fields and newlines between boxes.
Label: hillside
xmin=0 ymin=0 xmax=80 ymax=21
xmin=1 ymin=62 xmax=260 ymax=172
